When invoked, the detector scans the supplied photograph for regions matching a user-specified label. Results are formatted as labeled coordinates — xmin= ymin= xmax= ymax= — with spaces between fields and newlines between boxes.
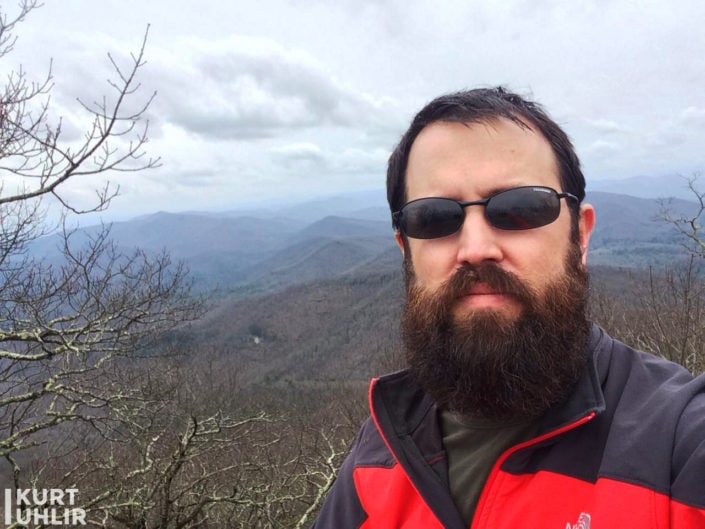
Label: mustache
xmin=442 ymin=262 xmax=535 ymax=307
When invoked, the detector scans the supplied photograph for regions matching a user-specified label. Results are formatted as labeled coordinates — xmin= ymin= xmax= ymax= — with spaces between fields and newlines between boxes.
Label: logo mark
xmin=4 ymin=488 xmax=86 ymax=527
xmin=566 ymin=512 xmax=591 ymax=529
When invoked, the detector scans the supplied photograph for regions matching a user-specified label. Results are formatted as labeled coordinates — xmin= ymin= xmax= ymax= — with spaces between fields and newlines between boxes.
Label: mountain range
xmin=24 ymin=187 xmax=704 ymax=385
xmin=587 ymin=173 xmax=703 ymax=201
xmin=29 ymin=189 xmax=701 ymax=296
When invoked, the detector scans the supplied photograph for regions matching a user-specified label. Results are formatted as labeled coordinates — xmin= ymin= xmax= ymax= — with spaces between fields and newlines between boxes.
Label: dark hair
xmin=386 ymin=87 xmax=585 ymax=235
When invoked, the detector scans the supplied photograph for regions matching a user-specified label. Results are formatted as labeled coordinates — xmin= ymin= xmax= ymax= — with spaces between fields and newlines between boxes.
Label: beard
xmin=401 ymin=245 xmax=590 ymax=421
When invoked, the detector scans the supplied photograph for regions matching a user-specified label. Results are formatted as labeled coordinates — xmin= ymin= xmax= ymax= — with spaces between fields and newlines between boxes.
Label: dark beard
xmin=401 ymin=246 xmax=590 ymax=421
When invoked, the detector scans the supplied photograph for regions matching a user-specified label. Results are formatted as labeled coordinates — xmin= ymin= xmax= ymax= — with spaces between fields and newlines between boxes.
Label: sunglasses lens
xmin=400 ymin=198 xmax=464 ymax=239
xmin=486 ymin=187 xmax=560 ymax=230
xmin=397 ymin=187 xmax=566 ymax=239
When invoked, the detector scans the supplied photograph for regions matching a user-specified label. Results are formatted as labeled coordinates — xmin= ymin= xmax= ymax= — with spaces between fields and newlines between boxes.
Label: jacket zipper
xmin=470 ymin=411 xmax=597 ymax=529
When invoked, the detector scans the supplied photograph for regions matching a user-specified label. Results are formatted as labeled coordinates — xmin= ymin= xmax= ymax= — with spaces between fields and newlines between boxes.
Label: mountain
xmin=585 ymin=192 xmax=699 ymax=267
xmin=226 ymin=235 xmax=395 ymax=296
xmin=28 ymin=208 xmax=398 ymax=295
xmin=214 ymin=188 xmax=389 ymax=223
xmin=162 ymin=259 xmax=671 ymax=387
xmin=27 ymin=189 xmax=700 ymax=295
xmin=293 ymin=215 xmax=392 ymax=241
xmin=587 ymin=174 xmax=701 ymax=200
xmin=166 ymin=263 xmax=405 ymax=385
xmin=21 ymin=187 xmax=705 ymax=386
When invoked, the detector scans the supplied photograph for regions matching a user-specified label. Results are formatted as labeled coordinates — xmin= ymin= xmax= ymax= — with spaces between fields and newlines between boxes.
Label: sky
xmin=3 ymin=0 xmax=705 ymax=220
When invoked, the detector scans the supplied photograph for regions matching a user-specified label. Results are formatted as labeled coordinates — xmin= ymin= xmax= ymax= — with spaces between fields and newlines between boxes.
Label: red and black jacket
xmin=312 ymin=325 xmax=705 ymax=528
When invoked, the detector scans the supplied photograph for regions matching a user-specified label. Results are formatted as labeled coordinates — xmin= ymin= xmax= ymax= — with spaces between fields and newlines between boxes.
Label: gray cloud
xmin=7 ymin=0 xmax=705 ymax=218
xmin=148 ymin=36 xmax=398 ymax=141
xmin=269 ymin=142 xmax=327 ymax=171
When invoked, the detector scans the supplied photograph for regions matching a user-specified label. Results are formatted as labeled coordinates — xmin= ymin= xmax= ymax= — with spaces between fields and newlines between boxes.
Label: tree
xmin=1 ymin=8 xmax=355 ymax=527
xmin=591 ymin=259 xmax=705 ymax=375
xmin=22 ymin=350 xmax=359 ymax=528
xmin=0 ymin=1 xmax=158 ymax=214
xmin=41 ymin=356 xmax=272 ymax=528
xmin=591 ymin=174 xmax=705 ymax=375
xmin=657 ymin=174 xmax=705 ymax=260
xmin=0 ymin=0 xmax=204 ymax=499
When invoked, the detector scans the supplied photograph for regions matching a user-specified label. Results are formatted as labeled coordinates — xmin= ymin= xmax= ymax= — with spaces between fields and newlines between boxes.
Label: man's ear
xmin=394 ymin=231 xmax=406 ymax=256
xmin=578 ymin=204 xmax=595 ymax=265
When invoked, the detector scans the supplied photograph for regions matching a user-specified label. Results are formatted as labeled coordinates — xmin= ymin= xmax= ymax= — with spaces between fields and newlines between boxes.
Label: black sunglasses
xmin=393 ymin=186 xmax=578 ymax=239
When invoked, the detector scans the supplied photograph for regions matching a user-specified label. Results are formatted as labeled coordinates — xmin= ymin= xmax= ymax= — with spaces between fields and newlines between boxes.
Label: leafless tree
xmin=22 ymin=351 xmax=357 ymax=528
xmin=1 ymin=1 xmax=159 ymax=214
xmin=657 ymin=174 xmax=705 ymax=259
xmin=591 ymin=259 xmax=705 ymax=375
xmin=2 ymin=6 xmax=362 ymax=527
xmin=591 ymin=175 xmax=705 ymax=375
xmin=0 ymin=0 xmax=205 ymax=499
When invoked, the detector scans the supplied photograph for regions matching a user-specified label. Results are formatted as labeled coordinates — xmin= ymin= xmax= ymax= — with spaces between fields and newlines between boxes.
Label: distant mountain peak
xmin=587 ymin=174 xmax=701 ymax=201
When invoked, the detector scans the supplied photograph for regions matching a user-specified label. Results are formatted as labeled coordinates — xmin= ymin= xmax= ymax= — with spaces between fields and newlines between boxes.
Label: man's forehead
xmin=404 ymin=118 xmax=562 ymax=199
xmin=408 ymin=118 xmax=554 ymax=168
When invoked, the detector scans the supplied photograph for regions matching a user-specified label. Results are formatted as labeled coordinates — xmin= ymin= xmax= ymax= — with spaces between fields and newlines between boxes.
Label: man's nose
xmin=454 ymin=207 xmax=504 ymax=266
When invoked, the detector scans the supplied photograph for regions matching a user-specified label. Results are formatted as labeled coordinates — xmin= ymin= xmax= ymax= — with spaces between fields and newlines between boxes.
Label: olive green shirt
xmin=440 ymin=410 xmax=540 ymax=526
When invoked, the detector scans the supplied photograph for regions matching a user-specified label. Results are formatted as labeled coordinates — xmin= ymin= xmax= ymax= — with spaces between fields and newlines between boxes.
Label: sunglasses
xmin=393 ymin=186 xmax=578 ymax=239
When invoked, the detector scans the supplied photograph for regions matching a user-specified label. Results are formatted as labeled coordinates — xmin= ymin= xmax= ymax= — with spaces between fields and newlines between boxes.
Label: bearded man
xmin=312 ymin=87 xmax=705 ymax=528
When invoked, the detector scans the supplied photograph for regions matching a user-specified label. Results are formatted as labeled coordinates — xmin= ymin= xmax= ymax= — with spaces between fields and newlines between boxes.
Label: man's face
xmin=397 ymin=118 xmax=594 ymax=318
xmin=396 ymin=118 xmax=596 ymax=419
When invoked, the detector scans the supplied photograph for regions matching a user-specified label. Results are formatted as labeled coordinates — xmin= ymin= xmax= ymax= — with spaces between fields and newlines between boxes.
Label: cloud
xmin=586 ymin=119 xmax=627 ymax=135
xmin=269 ymin=142 xmax=326 ymax=170
xmin=681 ymin=106 xmax=705 ymax=127
xmin=148 ymin=35 xmax=398 ymax=141
xmin=156 ymin=168 xmax=224 ymax=188
xmin=585 ymin=139 xmax=621 ymax=155
xmin=269 ymin=142 xmax=323 ymax=158
xmin=267 ymin=142 xmax=388 ymax=178
xmin=334 ymin=147 xmax=388 ymax=175
xmin=8 ymin=0 xmax=705 ymax=218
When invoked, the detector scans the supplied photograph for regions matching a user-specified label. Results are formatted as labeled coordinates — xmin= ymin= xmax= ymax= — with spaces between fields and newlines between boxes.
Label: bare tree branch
xmin=657 ymin=173 xmax=705 ymax=258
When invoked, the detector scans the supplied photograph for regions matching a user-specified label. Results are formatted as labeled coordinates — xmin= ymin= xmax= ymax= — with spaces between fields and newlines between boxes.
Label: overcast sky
xmin=4 ymin=0 xmax=705 ymax=219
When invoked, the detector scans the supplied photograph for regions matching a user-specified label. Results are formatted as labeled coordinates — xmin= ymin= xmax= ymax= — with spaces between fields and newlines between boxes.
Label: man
xmin=312 ymin=87 xmax=705 ymax=528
